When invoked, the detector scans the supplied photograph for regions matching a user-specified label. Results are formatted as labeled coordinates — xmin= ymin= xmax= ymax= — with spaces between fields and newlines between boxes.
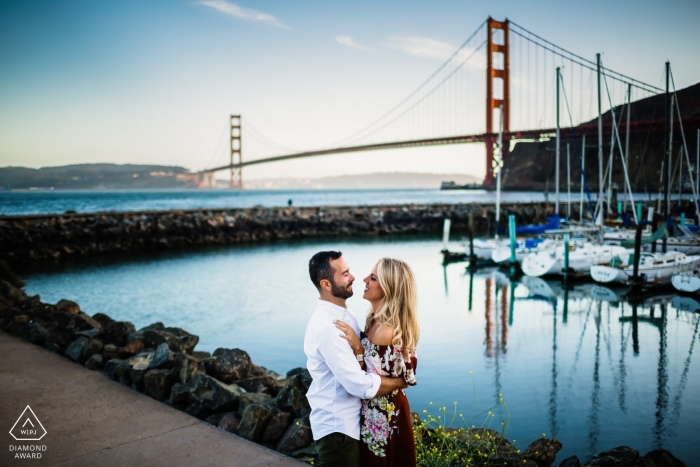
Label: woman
xmin=336 ymin=258 xmax=419 ymax=467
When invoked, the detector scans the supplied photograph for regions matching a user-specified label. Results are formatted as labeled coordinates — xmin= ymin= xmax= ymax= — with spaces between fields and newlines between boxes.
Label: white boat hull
xmin=590 ymin=265 xmax=629 ymax=283
xmin=591 ymin=253 xmax=700 ymax=285
xmin=671 ymin=273 xmax=700 ymax=293
xmin=522 ymin=244 xmax=630 ymax=278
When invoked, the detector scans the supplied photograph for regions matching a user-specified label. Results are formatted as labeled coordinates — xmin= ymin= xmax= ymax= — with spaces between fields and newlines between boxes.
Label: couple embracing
xmin=304 ymin=251 xmax=420 ymax=467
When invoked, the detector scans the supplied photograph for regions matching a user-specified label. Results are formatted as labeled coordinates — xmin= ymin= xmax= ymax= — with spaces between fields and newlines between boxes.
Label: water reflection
xmin=456 ymin=265 xmax=699 ymax=459
xmin=23 ymin=238 xmax=699 ymax=463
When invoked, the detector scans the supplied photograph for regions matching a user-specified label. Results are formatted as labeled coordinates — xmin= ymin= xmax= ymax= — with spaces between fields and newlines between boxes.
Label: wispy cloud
xmin=198 ymin=0 xmax=289 ymax=29
xmin=385 ymin=36 xmax=456 ymax=60
xmin=385 ymin=35 xmax=484 ymax=69
xmin=335 ymin=35 xmax=369 ymax=50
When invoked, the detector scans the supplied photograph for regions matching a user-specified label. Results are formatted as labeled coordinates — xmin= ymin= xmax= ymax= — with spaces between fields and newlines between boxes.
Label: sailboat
xmin=522 ymin=242 xmax=630 ymax=278
xmin=671 ymin=268 xmax=700 ymax=293
xmin=490 ymin=237 xmax=555 ymax=264
xmin=590 ymin=251 xmax=700 ymax=285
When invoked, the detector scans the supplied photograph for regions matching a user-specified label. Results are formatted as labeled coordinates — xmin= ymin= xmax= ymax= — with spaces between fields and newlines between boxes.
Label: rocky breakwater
xmin=0 ymin=203 xmax=553 ymax=263
xmin=0 ymin=271 xmax=687 ymax=467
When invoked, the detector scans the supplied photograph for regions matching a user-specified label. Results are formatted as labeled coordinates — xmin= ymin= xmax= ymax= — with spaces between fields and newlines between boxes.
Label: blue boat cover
xmin=516 ymin=215 xmax=560 ymax=234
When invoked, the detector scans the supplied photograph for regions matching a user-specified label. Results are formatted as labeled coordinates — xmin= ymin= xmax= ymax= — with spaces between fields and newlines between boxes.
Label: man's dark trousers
xmin=315 ymin=432 xmax=360 ymax=467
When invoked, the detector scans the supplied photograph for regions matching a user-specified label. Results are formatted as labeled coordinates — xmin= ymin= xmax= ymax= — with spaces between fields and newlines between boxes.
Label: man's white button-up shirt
xmin=304 ymin=298 xmax=381 ymax=441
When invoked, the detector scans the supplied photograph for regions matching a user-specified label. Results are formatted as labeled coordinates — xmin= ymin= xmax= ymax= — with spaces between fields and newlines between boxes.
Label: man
xmin=304 ymin=251 xmax=408 ymax=467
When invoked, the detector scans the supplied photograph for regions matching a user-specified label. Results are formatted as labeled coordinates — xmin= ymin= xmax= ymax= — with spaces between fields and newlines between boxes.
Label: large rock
xmin=522 ymin=438 xmax=562 ymax=467
xmin=275 ymin=415 xmax=312 ymax=455
xmin=102 ymin=321 xmax=136 ymax=346
xmin=558 ymin=456 xmax=581 ymax=467
xmin=585 ymin=446 xmax=639 ymax=467
xmin=19 ymin=321 xmax=48 ymax=344
xmin=238 ymin=403 xmax=277 ymax=442
xmin=236 ymin=375 xmax=282 ymax=395
xmin=204 ymin=348 xmax=252 ymax=383
xmin=0 ymin=280 xmax=27 ymax=304
xmin=140 ymin=324 xmax=199 ymax=354
xmin=174 ymin=353 xmax=203 ymax=384
xmin=275 ymin=373 xmax=310 ymax=417
xmin=143 ymin=369 xmax=179 ymax=401
xmin=82 ymin=338 xmax=103 ymax=360
xmin=169 ymin=374 xmax=245 ymax=419
xmin=56 ymin=299 xmax=80 ymax=315
xmin=91 ymin=312 xmax=115 ymax=328
xmin=65 ymin=337 xmax=90 ymax=363
xmin=85 ymin=353 xmax=104 ymax=371
xmin=238 ymin=392 xmax=273 ymax=415
xmin=286 ymin=367 xmax=312 ymax=389
xmin=148 ymin=343 xmax=175 ymax=370
xmin=637 ymin=450 xmax=686 ymax=467
xmin=262 ymin=411 xmax=292 ymax=444
xmin=103 ymin=358 xmax=132 ymax=385
xmin=67 ymin=313 xmax=103 ymax=333
xmin=217 ymin=412 xmax=241 ymax=434
xmin=119 ymin=338 xmax=145 ymax=357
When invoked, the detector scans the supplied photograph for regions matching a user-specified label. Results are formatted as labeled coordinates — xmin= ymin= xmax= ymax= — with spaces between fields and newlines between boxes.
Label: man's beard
xmin=330 ymin=278 xmax=353 ymax=299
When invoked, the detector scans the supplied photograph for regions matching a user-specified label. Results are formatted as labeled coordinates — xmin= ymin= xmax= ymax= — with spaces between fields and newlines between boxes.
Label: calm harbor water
xmin=0 ymin=188 xmax=549 ymax=215
xmin=20 ymin=236 xmax=699 ymax=464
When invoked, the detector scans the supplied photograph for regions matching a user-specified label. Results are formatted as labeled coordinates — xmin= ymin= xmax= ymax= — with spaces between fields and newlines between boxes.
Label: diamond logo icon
xmin=9 ymin=406 xmax=47 ymax=441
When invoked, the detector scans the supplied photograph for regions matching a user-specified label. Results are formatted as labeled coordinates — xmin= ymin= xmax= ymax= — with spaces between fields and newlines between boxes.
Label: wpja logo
xmin=8 ymin=406 xmax=47 ymax=460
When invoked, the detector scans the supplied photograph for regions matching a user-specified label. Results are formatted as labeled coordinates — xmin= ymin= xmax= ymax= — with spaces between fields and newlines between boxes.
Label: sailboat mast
xmin=597 ymin=54 xmax=604 ymax=224
xmin=624 ymin=84 xmax=631 ymax=210
xmin=556 ymin=67 xmax=561 ymax=216
xmin=567 ymin=143 xmax=571 ymax=219
xmin=495 ymin=105 xmax=503 ymax=240
xmin=663 ymin=61 xmax=670 ymax=253
xmin=581 ymin=134 xmax=586 ymax=221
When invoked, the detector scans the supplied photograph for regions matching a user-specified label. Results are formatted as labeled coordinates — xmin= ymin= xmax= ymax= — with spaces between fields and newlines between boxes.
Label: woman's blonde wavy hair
xmin=364 ymin=258 xmax=420 ymax=357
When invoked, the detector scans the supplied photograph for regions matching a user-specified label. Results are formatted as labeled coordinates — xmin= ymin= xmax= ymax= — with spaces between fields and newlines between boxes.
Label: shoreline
xmin=0 ymin=270 xmax=688 ymax=467
xmin=0 ymin=202 xmax=556 ymax=264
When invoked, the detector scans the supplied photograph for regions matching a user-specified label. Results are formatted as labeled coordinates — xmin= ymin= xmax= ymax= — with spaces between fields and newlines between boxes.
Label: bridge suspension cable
xmin=327 ymin=19 xmax=488 ymax=148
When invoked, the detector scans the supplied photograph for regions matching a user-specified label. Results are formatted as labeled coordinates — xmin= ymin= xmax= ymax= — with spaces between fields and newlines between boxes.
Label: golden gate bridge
xmin=196 ymin=17 xmax=683 ymax=192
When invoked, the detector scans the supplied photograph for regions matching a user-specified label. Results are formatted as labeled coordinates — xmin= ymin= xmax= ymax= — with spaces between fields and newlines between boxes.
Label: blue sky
xmin=1 ymin=0 xmax=698 ymax=181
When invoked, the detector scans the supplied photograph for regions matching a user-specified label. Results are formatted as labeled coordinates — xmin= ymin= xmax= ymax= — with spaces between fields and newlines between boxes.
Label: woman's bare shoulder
xmin=370 ymin=323 xmax=394 ymax=346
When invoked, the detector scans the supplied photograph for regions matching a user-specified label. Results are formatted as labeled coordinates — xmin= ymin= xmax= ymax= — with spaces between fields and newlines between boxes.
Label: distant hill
xmin=0 ymin=164 xmax=191 ymax=190
xmin=0 ymin=165 xmax=481 ymax=191
xmin=502 ymin=81 xmax=700 ymax=191
xmin=241 ymin=172 xmax=481 ymax=189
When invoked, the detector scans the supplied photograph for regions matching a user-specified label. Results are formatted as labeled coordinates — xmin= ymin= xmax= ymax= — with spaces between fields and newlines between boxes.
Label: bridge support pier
xmin=230 ymin=115 xmax=242 ymax=188
xmin=484 ymin=18 xmax=510 ymax=186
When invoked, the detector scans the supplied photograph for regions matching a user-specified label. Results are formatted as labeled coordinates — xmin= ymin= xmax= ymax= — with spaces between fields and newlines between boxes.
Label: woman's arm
xmin=335 ymin=320 xmax=365 ymax=368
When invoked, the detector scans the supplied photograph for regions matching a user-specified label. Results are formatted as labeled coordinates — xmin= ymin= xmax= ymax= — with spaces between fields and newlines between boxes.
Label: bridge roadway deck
xmin=0 ymin=331 xmax=305 ymax=467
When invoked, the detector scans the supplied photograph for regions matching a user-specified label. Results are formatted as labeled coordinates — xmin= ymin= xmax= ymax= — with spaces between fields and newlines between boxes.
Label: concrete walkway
xmin=0 ymin=332 xmax=306 ymax=467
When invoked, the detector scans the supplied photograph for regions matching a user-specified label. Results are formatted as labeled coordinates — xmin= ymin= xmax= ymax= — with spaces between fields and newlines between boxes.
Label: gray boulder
xmin=56 ymin=299 xmax=80 ymax=315
xmin=637 ymin=450 xmax=686 ymax=467
xmin=143 ymin=369 xmax=179 ymax=401
xmin=585 ymin=446 xmax=639 ymax=467
xmin=102 ymin=321 xmax=136 ymax=346
xmin=148 ymin=343 xmax=175 ymax=370
xmin=275 ymin=414 xmax=312 ymax=455
xmin=238 ymin=403 xmax=278 ymax=442
xmin=169 ymin=374 xmax=245 ymax=419
xmin=262 ymin=411 xmax=292 ymax=444
xmin=204 ymin=348 xmax=252 ymax=383
xmin=65 ymin=337 xmax=90 ymax=363
xmin=85 ymin=354 xmax=104 ymax=371
xmin=19 ymin=321 xmax=48 ymax=344
xmin=559 ymin=456 xmax=582 ymax=467
xmin=275 ymin=373 xmax=310 ymax=417
xmin=522 ymin=438 xmax=562 ymax=467
xmin=217 ymin=412 xmax=241 ymax=434
xmin=238 ymin=392 xmax=273 ymax=415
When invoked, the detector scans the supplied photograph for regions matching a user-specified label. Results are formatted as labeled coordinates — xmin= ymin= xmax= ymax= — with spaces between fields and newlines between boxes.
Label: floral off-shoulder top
xmin=359 ymin=333 xmax=417 ymax=458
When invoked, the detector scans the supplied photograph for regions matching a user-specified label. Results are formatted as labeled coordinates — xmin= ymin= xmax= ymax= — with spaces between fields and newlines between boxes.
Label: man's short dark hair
xmin=309 ymin=251 xmax=342 ymax=290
